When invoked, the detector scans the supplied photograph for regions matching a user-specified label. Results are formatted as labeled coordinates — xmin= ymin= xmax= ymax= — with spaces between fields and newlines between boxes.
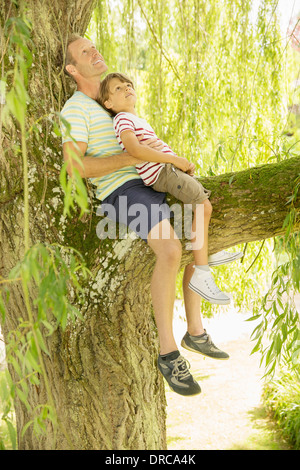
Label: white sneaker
xmin=208 ymin=250 xmax=243 ymax=267
xmin=188 ymin=268 xmax=231 ymax=305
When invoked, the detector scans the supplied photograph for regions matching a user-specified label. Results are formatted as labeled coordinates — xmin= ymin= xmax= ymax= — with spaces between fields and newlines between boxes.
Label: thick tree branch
xmin=200 ymin=156 xmax=300 ymax=252
xmin=68 ymin=156 xmax=300 ymax=284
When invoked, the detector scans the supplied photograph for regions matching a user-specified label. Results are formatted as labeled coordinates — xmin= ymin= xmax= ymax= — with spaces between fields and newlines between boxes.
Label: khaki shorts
xmin=152 ymin=164 xmax=211 ymax=211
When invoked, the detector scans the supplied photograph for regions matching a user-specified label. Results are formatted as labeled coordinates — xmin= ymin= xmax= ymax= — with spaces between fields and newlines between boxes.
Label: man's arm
xmin=63 ymin=141 xmax=140 ymax=178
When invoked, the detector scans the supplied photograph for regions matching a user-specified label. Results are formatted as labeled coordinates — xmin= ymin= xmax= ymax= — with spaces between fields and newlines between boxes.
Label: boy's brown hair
xmin=98 ymin=72 xmax=135 ymax=116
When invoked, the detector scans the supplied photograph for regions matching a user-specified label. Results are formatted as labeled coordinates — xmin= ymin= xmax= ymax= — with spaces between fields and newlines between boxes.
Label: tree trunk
xmin=1 ymin=0 xmax=300 ymax=450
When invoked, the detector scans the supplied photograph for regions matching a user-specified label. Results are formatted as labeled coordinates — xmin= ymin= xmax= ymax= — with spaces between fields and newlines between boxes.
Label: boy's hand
xmin=173 ymin=156 xmax=190 ymax=173
xmin=187 ymin=162 xmax=195 ymax=176
xmin=137 ymin=135 xmax=164 ymax=151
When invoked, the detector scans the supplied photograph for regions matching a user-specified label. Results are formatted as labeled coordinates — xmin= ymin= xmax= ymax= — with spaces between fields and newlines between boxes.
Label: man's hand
xmin=63 ymin=142 xmax=142 ymax=178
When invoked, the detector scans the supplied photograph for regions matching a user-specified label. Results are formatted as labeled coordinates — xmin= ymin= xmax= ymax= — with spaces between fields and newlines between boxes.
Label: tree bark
xmin=1 ymin=0 xmax=300 ymax=450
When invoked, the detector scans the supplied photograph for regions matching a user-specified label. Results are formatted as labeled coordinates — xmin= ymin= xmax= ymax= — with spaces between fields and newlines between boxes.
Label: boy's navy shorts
xmin=100 ymin=179 xmax=171 ymax=242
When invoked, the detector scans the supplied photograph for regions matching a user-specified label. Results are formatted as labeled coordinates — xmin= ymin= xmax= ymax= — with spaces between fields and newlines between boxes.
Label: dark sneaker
xmin=157 ymin=350 xmax=201 ymax=396
xmin=181 ymin=331 xmax=229 ymax=360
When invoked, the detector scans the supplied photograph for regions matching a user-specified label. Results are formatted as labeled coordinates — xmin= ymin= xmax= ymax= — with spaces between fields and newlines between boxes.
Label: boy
xmin=98 ymin=72 xmax=242 ymax=305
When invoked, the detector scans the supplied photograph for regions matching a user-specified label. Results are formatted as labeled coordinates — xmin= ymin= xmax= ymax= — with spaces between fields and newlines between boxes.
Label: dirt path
xmin=165 ymin=303 xmax=291 ymax=450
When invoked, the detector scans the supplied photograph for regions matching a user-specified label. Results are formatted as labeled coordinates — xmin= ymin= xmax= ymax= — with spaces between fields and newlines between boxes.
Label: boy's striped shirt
xmin=113 ymin=112 xmax=176 ymax=186
xmin=60 ymin=91 xmax=140 ymax=200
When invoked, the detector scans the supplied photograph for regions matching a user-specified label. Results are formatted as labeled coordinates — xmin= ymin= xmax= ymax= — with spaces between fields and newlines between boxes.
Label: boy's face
xmin=104 ymin=78 xmax=137 ymax=114
xmin=66 ymin=38 xmax=107 ymax=80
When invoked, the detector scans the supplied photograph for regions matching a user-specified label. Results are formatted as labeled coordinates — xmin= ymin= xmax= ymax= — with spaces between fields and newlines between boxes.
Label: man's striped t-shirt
xmin=60 ymin=91 xmax=141 ymax=200
xmin=113 ymin=112 xmax=176 ymax=186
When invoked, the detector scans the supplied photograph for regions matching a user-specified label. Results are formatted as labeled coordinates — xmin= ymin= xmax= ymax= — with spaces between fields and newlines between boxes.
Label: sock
xmin=195 ymin=264 xmax=210 ymax=272
xmin=188 ymin=330 xmax=207 ymax=339
xmin=159 ymin=350 xmax=180 ymax=361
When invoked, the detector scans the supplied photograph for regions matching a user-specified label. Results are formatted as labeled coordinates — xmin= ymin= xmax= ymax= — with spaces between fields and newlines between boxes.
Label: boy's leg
xmin=153 ymin=166 xmax=241 ymax=266
xmin=182 ymin=262 xmax=229 ymax=360
xmin=157 ymin=168 xmax=230 ymax=304
xmin=188 ymin=201 xmax=231 ymax=304
xmin=153 ymin=165 xmax=210 ymax=261
xmin=182 ymin=263 xmax=205 ymax=335
xmin=190 ymin=199 xmax=211 ymax=265
xmin=190 ymin=200 xmax=243 ymax=267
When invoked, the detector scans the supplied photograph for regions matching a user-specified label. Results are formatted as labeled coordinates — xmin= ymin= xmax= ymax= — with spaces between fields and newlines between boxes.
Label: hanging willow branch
xmin=136 ymin=0 xmax=182 ymax=82
xmin=230 ymin=0 xmax=280 ymax=170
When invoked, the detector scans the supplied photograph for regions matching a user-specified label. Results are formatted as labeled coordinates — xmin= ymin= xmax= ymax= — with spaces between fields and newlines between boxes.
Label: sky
xmin=255 ymin=0 xmax=300 ymax=36
xmin=277 ymin=0 xmax=300 ymax=32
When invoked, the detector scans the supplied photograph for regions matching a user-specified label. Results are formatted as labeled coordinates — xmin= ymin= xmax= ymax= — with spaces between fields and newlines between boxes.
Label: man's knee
xmin=160 ymin=240 xmax=182 ymax=265
xmin=166 ymin=238 xmax=182 ymax=259
xmin=150 ymin=238 xmax=182 ymax=265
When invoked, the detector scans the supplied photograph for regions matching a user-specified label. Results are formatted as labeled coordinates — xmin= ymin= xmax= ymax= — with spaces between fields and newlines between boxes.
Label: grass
xmin=262 ymin=372 xmax=300 ymax=450
xmin=228 ymin=406 xmax=291 ymax=450
xmin=0 ymin=369 xmax=16 ymax=450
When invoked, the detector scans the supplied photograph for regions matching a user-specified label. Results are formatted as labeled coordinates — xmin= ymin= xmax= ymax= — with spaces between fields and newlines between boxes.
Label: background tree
xmin=0 ymin=0 xmax=299 ymax=450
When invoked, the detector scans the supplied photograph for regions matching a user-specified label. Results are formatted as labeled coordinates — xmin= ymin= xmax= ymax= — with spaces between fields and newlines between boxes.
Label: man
xmin=60 ymin=35 xmax=236 ymax=397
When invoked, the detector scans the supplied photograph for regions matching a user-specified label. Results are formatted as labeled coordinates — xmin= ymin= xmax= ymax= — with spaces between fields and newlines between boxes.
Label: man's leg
xmin=147 ymin=218 xmax=181 ymax=355
xmin=148 ymin=219 xmax=201 ymax=396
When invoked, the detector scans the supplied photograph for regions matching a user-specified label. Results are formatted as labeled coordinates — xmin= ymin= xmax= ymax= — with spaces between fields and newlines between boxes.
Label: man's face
xmin=67 ymin=38 xmax=107 ymax=80
xmin=104 ymin=78 xmax=137 ymax=113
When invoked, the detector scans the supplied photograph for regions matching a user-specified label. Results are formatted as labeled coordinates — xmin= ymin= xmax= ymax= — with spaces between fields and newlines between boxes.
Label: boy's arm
xmin=120 ymin=130 xmax=190 ymax=172
xmin=63 ymin=141 xmax=140 ymax=178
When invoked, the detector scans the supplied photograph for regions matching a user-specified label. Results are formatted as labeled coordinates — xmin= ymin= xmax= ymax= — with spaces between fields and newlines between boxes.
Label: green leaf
xmin=250 ymin=338 xmax=262 ymax=355
xmin=272 ymin=313 xmax=284 ymax=328
xmin=0 ymin=291 xmax=6 ymax=322
xmin=246 ymin=314 xmax=261 ymax=321
xmin=16 ymin=387 xmax=31 ymax=412
xmin=5 ymin=420 xmax=17 ymax=450
xmin=34 ymin=328 xmax=50 ymax=356
xmin=21 ymin=420 xmax=34 ymax=438
xmin=9 ymin=357 xmax=22 ymax=379
xmin=228 ymin=175 xmax=235 ymax=185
